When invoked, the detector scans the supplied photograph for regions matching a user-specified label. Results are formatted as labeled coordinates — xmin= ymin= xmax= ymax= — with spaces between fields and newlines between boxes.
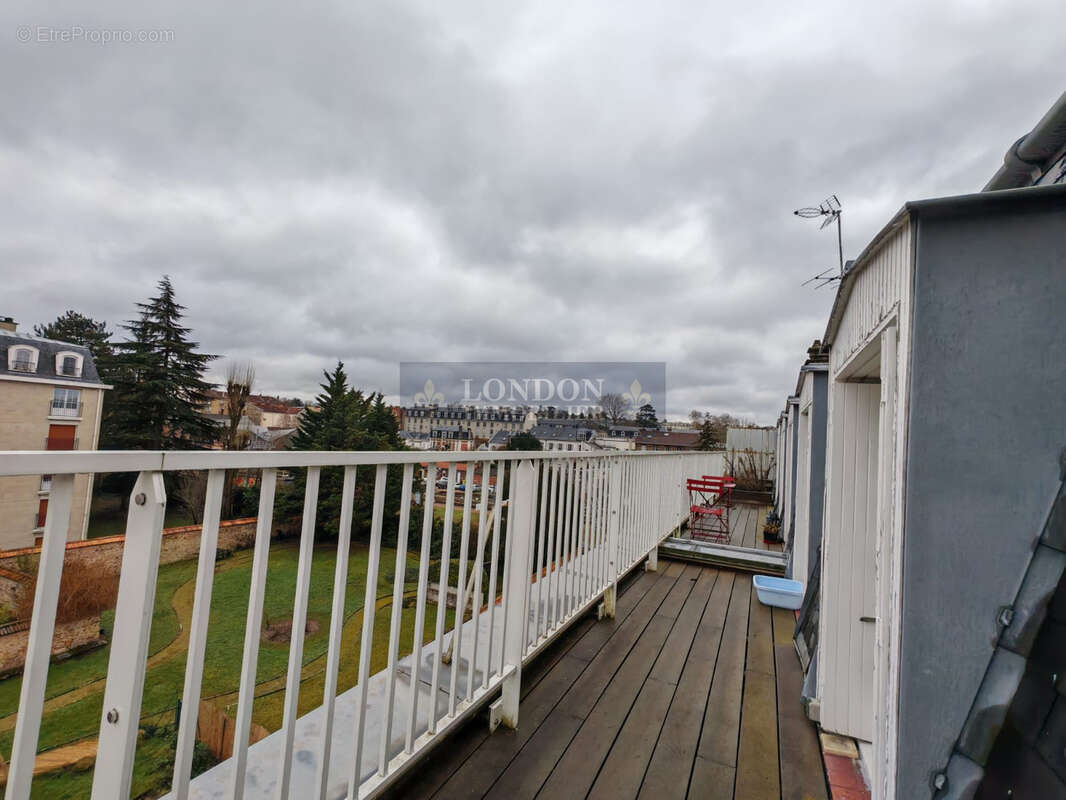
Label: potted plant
xmin=763 ymin=511 xmax=782 ymax=543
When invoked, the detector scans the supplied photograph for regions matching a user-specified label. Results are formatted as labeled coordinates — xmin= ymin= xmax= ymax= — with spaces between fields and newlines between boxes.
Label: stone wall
xmin=0 ymin=518 xmax=261 ymax=675
xmin=0 ymin=615 xmax=101 ymax=674
xmin=0 ymin=517 xmax=259 ymax=577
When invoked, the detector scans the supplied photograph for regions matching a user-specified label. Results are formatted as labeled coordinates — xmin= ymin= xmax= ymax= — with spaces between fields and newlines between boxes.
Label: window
xmin=40 ymin=475 xmax=52 ymax=493
xmin=8 ymin=345 xmax=38 ymax=372
xmin=51 ymin=388 xmax=81 ymax=416
xmin=54 ymin=351 xmax=83 ymax=378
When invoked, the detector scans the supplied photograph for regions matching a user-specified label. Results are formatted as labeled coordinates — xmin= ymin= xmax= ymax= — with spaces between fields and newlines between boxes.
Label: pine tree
xmin=698 ymin=420 xmax=719 ymax=450
xmin=283 ymin=363 xmax=404 ymax=539
xmin=637 ymin=403 xmax=659 ymax=428
xmin=34 ymin=310 xmax=114 ymax=378
xmin=104 ymin=277 xmax=218 ymax=450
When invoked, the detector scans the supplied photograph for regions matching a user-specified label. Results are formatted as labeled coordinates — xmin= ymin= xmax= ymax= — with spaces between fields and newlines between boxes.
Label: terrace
xmin=0 ymin=449 xmax=826 ymax=799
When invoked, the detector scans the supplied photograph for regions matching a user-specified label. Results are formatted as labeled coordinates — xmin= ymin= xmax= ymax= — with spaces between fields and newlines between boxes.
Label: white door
xmin=820 ymin=377 xmax=880 ymax=742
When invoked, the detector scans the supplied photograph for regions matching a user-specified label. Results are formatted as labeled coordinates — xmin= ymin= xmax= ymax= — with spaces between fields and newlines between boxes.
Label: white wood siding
xmin=830 ymin=221 xmax=912 ymax=377
xmin=820 ymin=219 xmax=913 ymax=781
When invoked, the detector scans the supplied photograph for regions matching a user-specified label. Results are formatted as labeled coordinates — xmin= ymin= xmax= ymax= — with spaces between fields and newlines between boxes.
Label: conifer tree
xmin=104 ymin=276 xmax=217 ymax=450
xmin=34 ymin=311 xmax=114 ymax=375
xmin=283 ymin=362 xmax=403 ymax=539
xmin=698 ymin=419 xmax=719 ymax=450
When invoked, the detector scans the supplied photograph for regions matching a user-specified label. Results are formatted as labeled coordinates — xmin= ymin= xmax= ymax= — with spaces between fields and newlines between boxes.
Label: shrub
xmin=17 ymin=560 xmax=119 ymax=624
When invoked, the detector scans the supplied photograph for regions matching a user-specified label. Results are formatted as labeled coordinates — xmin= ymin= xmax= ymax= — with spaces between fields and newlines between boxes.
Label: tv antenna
xmin=794 ymin=194 xmax=844 ymax=285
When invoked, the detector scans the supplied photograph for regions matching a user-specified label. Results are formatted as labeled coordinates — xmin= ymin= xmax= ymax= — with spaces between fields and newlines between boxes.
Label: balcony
xmin=10 ymin=361 xmax=35 ymax=373
xmin=0 ymin=450 xmax=826 ymax=799
xmin=47 ymin=400 xmax=83 ymax=418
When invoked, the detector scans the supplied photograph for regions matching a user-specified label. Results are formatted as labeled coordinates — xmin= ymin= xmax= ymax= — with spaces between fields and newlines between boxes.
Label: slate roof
xmin=0 ymin=330 xmax=105 ymax=385
xmin=633 ymin=430 xmax=700 ymax=449
xmin=488 ymin=429 xmax=513 ymax=445
xmin=530 ymin=424 xmax=595 ymax=442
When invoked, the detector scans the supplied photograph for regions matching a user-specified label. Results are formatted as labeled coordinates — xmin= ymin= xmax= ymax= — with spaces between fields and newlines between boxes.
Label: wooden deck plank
xmin=745 ymin=582 xmax=775 ymax=677
xmin=404 ymin=616 xmax=598 ymax=799
xmin=407 ymin=569 xmax=658 ymax=800
xmin=695 ymin=574 xmax=750 ymax=768
xmin=650 ymin=568 xmax=718 ymax=685
xmin=734 ymin=585 xmax=780 ymax=800
xmin=534 ymin=614 xmax=677 ymax=798
xmin=689 ymin=755 xmax=736 ymax=800
xmin=567 ymin=569 xmax=665 ymax=662
xmin=638 ymin=572 xmax=735 ymax=800
xmin=656 ymin=563 xmax=703 ymax=619
xmin=563 ymin=571 xmax=684 ymax=719
xmin=431 ymin=654 xmax=588 ymax=800
xmin=584 ymin=676 xmax=676 ymax=800
xmin=773 ymin=608 xmax=829 ymax=800
xmin=772 ymin=606 xmax=795 ymax=646
xmin=394 ymin=563 xmax=823 ymax=800
xmin=481 ymin=568 xmax=685 ymax=800
xmin=586 ymin=570 xmax=719 ymax=799
xmin=536 ymin=576 xmax=698 ymax=798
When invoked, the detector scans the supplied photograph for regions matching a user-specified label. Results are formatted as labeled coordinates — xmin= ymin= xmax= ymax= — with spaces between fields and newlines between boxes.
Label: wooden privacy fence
xmin=196 ymin=700 xmax=269 ymax=761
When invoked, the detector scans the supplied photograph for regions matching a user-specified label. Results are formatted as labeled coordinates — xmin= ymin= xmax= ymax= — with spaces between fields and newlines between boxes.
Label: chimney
xmin=0 ymin=317 xmax=16 ymax=333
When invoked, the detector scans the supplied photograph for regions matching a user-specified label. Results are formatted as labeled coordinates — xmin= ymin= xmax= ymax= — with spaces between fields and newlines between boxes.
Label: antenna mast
xmin=794 ymin=194 xmax=844 ymax=286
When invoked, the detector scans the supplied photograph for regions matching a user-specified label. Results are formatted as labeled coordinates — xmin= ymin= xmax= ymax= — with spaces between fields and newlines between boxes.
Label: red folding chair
xmin=687 ymin=477 xmax=730 ymax=542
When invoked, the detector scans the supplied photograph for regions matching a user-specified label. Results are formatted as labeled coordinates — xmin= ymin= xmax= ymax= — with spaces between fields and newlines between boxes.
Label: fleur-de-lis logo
xmin=622 ymin=379 xmax=651 ymax=409
xmin=414 ymin=379 xmax=444 ymax=405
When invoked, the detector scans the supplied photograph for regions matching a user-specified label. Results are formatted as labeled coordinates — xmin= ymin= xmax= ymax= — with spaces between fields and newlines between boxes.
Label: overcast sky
xmin=2 ymin=1 xmax=1062 ymax=423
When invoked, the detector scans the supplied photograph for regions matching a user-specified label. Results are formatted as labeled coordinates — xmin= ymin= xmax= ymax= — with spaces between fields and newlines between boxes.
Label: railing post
xmin=91 ymin=471 xmax=166 ymax=800
xmin=603 ymin=458 xmax=622 ymax=619
xmin=499 ymin=460 xmax=536 ymax=729
xmin=5 ymin=473 xmax=74 ymax=800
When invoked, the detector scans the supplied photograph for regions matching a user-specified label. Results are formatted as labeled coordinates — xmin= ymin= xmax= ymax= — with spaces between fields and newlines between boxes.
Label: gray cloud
xmin=1 ymin=0 xmax=1063 ymax=422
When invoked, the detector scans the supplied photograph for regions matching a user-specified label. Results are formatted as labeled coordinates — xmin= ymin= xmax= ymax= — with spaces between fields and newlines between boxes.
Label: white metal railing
xmin=0 ymin=448 xmax=721 ymax=799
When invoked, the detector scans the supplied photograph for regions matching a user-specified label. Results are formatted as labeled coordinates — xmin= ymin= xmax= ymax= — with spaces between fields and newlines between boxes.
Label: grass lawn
xmin=0 ymin=538 xmax=460 ymax=796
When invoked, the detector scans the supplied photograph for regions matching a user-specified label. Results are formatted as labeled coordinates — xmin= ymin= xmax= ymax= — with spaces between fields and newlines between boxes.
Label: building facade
xmin=0 ymin=320 xmax=109 ymax=550
xmin=403 ymin=405 xmax=534 ymax=442
xmin=530 ymin=421 xmax=599 ymax=451
xmin=633 ymin=430 xmax=699 ymax=451
xmin=772 ymin=178 xmax=1066 ymax=796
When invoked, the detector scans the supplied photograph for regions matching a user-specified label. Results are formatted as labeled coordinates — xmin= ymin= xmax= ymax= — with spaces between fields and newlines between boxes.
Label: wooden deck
xmin=688 ymin=502 xmax=780 ymax=551
xmin=389 ymin=560 xmax=827 ymax=800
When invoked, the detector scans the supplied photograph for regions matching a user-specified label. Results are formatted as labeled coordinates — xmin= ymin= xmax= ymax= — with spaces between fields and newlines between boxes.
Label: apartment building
xmin=403 ymin=404 xmax=534 ymax=442
xmin=202 ymin=390 xmax=305 ymax=429
xmin=0 ymin=319 xmax=109 ymax=549
xmin=530 ymin=420 xmax=599 ymax=451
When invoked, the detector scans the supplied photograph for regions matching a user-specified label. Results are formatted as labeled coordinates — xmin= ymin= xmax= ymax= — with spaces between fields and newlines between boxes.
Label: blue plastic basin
xmin=752 ymin=575 xmax=804 ymax=610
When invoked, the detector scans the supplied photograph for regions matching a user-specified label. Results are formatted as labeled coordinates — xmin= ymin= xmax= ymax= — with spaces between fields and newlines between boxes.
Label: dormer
xmin=7 ymin=344 xmax=39 ymax=373
xmin=55 ymin=351 xmax=84 ymax=378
